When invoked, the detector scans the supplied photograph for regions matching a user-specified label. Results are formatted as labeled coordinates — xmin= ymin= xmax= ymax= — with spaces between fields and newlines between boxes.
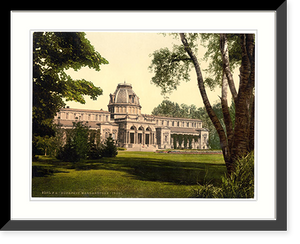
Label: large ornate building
xmin=54 ymin=82 xmax=209 ymax=151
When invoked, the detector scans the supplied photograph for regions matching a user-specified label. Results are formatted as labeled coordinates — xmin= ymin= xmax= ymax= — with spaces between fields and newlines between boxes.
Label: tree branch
xmin=220 ymin=34 xmax=238 ymax=103
xmin=221 ymin=69 xmax=234 ymax=147
xmin=171 ymin=58 xmax=192 ymax=62
xmin=179 ymin=33 xmax=229 ymax=158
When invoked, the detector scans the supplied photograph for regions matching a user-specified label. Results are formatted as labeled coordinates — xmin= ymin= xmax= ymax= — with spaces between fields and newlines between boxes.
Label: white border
xmin=11 ymin=11 xmax=275 ymax=220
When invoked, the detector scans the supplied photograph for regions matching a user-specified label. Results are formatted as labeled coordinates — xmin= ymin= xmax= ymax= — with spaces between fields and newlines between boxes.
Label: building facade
xmin=54 ymin=82 xmax=209 ymax=151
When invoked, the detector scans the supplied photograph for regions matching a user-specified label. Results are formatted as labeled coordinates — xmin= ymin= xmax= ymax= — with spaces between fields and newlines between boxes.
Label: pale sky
xmin=65 ymin=32 xmax=239 ymax=115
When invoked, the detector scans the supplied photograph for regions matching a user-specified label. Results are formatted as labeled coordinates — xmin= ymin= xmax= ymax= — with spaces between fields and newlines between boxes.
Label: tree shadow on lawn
xmin=87 ymin=156 xmax=227 ymax=186
xmin=32 ymin=165 xmax=70 ymax=177
xmin=33 ymin=154 xmax=227 ymax=186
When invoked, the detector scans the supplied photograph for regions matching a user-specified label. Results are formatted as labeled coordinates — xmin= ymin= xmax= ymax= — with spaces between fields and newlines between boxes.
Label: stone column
xmin=124 ymin=130 xmax=127 ymax=145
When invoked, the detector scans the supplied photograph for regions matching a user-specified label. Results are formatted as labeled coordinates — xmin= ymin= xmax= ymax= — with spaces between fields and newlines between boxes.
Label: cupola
xmin=108 ymin=82 xmax=142 ymax=119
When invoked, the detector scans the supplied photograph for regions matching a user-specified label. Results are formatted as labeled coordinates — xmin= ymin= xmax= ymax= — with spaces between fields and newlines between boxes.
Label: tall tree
xmin=149 ymin=33 xmax=254 ymax=174
xmin=32 ymin=32 xmax=108 ymax=157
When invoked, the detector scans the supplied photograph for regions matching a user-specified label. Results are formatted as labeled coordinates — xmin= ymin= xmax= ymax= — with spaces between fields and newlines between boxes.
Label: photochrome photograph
xmin=31 ymin=32 xmax=255 ymax=199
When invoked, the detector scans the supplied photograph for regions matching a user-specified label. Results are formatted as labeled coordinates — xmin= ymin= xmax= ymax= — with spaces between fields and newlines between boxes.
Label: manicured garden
xmin=32 ymin=151 xmax=226 ymax=198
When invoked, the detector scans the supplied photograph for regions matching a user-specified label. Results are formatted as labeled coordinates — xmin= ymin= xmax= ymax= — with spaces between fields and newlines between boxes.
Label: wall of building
xmin=55 ymin=108 xmax=111 ymax=122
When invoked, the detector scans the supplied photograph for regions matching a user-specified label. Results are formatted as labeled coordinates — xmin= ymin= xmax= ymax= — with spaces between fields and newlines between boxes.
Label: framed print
xmin=4 ymin=2 xmax=287 ymax=231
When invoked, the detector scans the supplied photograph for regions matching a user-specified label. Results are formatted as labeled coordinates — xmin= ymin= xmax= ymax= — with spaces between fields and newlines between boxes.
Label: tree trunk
xmin=230 ymin=34 xmax=255 ymax=162
xmin=179 ymin=33 xmax=255 ymax=175
xmin=179 ymin=33 xmax=232 ymax=173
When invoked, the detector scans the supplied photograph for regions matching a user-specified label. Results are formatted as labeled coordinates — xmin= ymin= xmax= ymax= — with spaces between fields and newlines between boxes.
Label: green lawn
xmin=32 ymin=151 xmax=226 ymax=198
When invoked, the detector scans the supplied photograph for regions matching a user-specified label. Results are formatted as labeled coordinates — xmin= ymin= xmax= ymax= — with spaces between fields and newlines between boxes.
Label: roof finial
xmin=124 ymin=80 xmax=126 ymax=84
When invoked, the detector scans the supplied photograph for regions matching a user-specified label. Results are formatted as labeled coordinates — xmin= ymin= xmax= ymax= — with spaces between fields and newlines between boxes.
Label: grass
xmin=32 ymin=151 xmax=226 ymax=198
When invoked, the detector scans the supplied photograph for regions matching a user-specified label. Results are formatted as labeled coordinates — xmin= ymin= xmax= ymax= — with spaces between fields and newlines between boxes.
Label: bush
xmin=192 ymin=183 xmax=222 ymax=198
xmin=87 ymin=143 xmax=102 ymax=160
xmin=56 ymin=122 xmax=89 ymax=162
xmin=220 ymin=152 xmax=254 ymax=198
xmin=192 ymin=152 xmax=254 ymax=198
xmin=100 ymin=135 xmax=118 ymax=157
xmin=56 ymin=140 xmax=81 ymax=162
xmin=117 ymin=147 xmax=127 ymax=151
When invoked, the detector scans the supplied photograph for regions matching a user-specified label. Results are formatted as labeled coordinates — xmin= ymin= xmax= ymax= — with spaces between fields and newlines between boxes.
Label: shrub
xmin=192 ymin=152 xmax=254 ymax=198
xmin=56 ymin=139 xmax=81 ymax=162
xmin=100 ymin=135 xmax=118 ymax=157
xmin=220 ymin=152 xmax=254 ymax=198
xmin=87 ymin=143 xmax=102 ymax=160
xmin=117 ymin=147 xmax=127 ymax=151
xmin=56 ymin=122 xmax=89 ymax=162
xmin=192 ymin=183 xmax=222 ymax=198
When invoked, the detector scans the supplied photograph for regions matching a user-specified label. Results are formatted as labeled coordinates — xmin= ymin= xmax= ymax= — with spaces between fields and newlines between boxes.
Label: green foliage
xmin=220 ymin=152 xmax=254 ymax=198
xmin=87 ymin=143 xmax=102 ymax=160
xmin=193 ymin=152 xmax=254 ymax=198
xmin=151 ymin=100 xmax=202 ymax=119
xmin=152 ymin=99 xmax=235 ymax=150
xmin=32 ymin=32 xmax=108 ymax=158
xmin=200 ymin=33 xmax=241 ymax=89
xmin=56 ymin=122 xmax=90 ymax=162
xmin=148 ymin=46 xmax=192 ymax=96
xmin=148 ymin=33 xmax=241 ymax=95
xmin=33 ymin=124 xmax=66 ymax=157
xmin=117 ymin=147 xmax=127 ymax=151
xmin=100 ymin=135 xmax=118 ymax=158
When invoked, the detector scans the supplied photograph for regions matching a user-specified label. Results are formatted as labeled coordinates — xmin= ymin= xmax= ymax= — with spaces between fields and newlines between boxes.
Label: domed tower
xmin=108 ymin=82 xmax=142 ymax=119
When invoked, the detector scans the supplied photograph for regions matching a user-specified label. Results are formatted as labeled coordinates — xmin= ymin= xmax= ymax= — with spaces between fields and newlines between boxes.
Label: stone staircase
xmin=126 ymin=144 xmax=157 ymax=152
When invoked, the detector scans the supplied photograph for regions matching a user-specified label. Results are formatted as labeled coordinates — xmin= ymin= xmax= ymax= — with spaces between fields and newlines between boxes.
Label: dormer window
xmin=129 ymin=95 xmax=135 ymax=103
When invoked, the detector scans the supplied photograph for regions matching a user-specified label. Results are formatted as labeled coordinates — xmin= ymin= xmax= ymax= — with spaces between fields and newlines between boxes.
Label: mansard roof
xmin=170 ymin=127 xmax=208 ymax=134
xmin=54 ymin=119 xmax=118 ymax=129
xmin=153 ymin=115 xmax=203 ymax=122
xmin=110 ymin=81 xmax=140 ymax=106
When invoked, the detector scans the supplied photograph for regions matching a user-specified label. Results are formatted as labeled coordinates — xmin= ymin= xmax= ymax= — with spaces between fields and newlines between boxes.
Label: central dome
xmin=109 ymin=82 xmax=140 ymax=106
xmin=108 ymin=82 xmax=142 ymax=118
